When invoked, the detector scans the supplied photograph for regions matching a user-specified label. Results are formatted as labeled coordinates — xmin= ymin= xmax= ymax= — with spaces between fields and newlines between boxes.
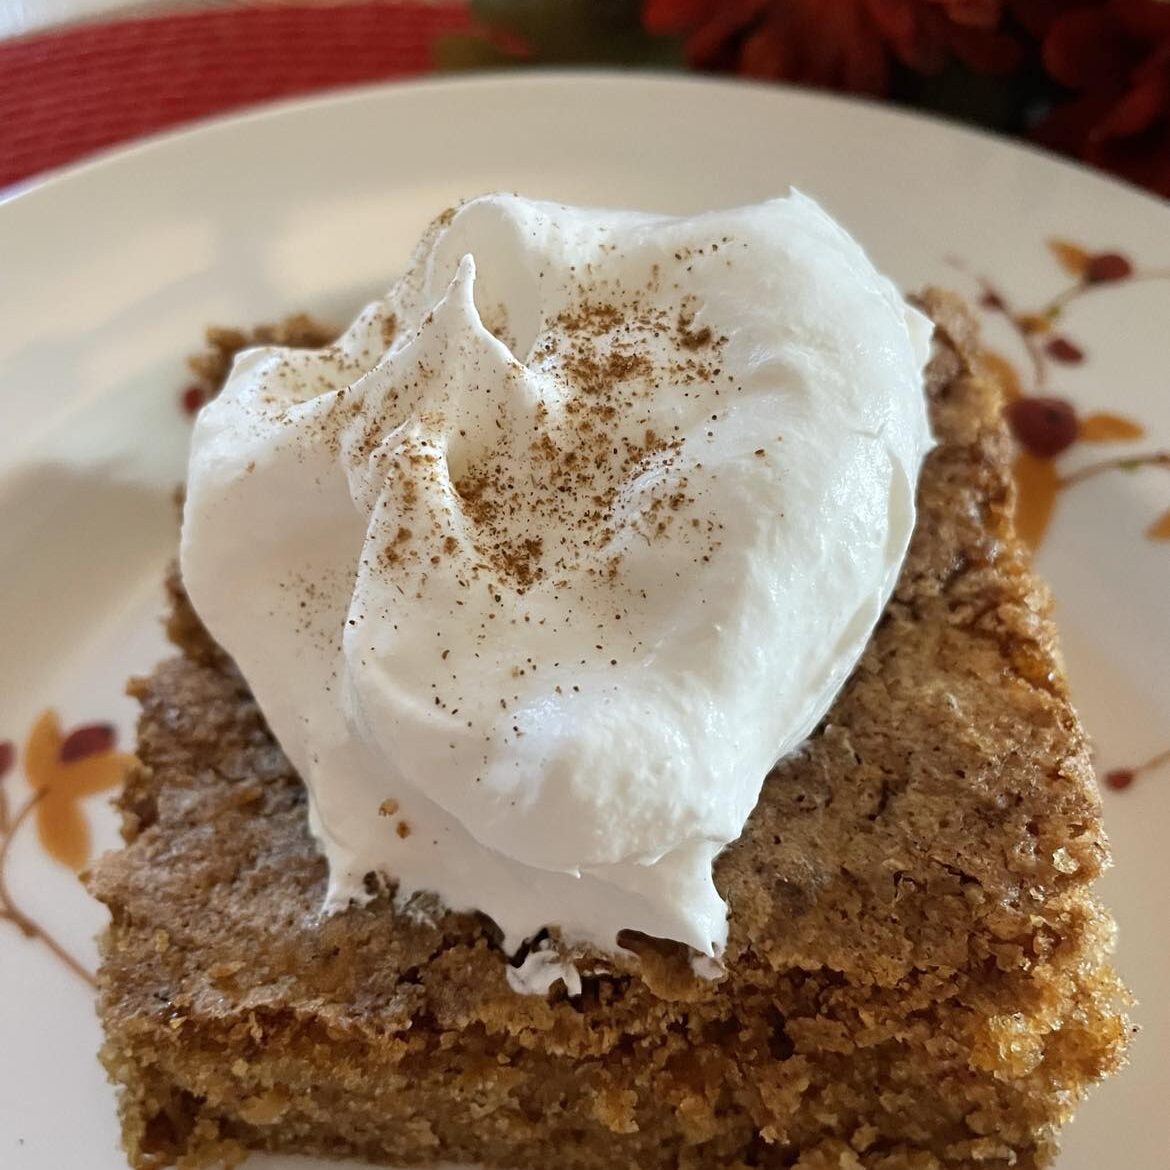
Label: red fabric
xmin=0 ymin=3 xmax=469 ymax=189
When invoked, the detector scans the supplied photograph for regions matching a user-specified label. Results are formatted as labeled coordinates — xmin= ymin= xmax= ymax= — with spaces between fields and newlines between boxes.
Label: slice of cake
xmin=90 ymin=197 xmax=1128 ymax=1170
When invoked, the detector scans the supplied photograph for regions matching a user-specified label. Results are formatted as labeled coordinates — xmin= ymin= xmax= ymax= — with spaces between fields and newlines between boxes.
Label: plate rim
xmin=3 ymin=68 xmax=1169 ymax=218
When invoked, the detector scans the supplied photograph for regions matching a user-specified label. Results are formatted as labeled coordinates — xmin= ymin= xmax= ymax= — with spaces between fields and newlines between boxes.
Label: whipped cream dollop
xmin=182 ymin=192 xmax=932 ymax=959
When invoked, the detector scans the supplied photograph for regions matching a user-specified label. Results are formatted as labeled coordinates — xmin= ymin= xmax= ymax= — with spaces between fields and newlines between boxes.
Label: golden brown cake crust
xmin=89 ymin=292 xmax=1128 ymax=1170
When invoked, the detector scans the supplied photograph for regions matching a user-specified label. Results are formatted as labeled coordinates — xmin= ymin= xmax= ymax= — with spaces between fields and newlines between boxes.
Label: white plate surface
xmin=1 ymin=73 xmax=1167 ymax=1170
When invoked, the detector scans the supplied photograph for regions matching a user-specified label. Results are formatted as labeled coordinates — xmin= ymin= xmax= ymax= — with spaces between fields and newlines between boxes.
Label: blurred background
xmin=2 ymin=0 xmax=1168 ymax=197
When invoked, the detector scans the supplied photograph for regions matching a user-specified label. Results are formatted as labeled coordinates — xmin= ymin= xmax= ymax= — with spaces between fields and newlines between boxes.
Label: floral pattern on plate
xmin=960 ymin=239 xmax=1170 ymax=550
xmin=0 ymin=713 xmax=132 ymax=985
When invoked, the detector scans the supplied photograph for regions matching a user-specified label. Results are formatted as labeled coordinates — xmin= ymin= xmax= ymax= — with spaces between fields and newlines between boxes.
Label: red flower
xmin=643 ymin=0 xmax=1020 ymax=94
xmin=1032 ymin=0 xmax=1170 ymax=196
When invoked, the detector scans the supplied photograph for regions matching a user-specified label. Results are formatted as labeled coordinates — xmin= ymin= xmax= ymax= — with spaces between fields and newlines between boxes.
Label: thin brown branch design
xmin=0 ymin=711 xmax=134 ymax=987
xmin=0 ymin=789 xmax=95 ymax=987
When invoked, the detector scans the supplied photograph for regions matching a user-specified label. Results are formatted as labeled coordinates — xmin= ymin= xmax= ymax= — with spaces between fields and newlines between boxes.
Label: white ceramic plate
xmin=1 ymin=73 xmax=1167 ymax=1170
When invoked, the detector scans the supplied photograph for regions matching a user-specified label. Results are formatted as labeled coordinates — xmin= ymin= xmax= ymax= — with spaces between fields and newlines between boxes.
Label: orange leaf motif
xmin=1016 ymin=312 xmax=1052 ymax=334
xmin=22 ymin=711 xmax=134 ymax=871
xmin=980 ymin=350 xmax=1024 ymax=403
xmin=1047 ymin=239 xmax=1091 ymax=278
xmin=1078 ymin=413 xmax=1146 ymax=443
xmin=1147 ymin=509 xmax=1170 ymax=541
xmin=1013 ymin=451 xmax=1061 ymax=551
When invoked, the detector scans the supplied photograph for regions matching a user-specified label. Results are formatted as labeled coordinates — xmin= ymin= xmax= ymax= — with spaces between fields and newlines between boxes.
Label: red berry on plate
xmin=1085 ymin=253 xmax=1133 ymax=284
xmin=1104 ymin=768 xmax=1135 ymax=791
xmin=181 ymin=385 xmax=206 ymax=415
xmin=0 ymin=739 xmax=13 ymax=779
xmin=1045 ymin=337 xmax=1084 ymax=363
xmin=1004 ymin=396 xmax=1079 ymax=458
xmin=59 ymin=723 xmax=117 ymax=763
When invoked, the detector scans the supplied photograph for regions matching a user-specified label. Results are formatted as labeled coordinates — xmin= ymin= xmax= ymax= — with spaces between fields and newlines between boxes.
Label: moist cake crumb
xmin=89 ymin=292 xmax=1129 ymax=1170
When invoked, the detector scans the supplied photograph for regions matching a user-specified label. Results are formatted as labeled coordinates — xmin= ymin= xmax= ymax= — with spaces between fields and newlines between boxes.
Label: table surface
xmin=0 ymin=0 xmax=466 ymax=189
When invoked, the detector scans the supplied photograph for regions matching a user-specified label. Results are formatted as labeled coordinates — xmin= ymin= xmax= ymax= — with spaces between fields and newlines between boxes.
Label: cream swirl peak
xmin=181 ymin=192 xmax=933 ymax=959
